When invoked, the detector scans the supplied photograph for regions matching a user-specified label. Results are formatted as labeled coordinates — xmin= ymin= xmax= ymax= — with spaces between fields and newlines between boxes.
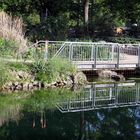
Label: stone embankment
xmin=2 ymin=71 xmax=87 ymax=91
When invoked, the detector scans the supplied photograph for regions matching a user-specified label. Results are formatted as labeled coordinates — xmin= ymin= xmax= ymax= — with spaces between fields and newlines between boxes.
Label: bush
xmin=31 ymin=58 xmax=77 ymax=83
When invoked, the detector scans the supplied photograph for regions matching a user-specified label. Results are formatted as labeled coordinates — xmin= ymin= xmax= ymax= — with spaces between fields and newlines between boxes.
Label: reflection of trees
xmin=24 ymin=88 xmax=76 ymax=113
xmin=85 ymin=108 xmax=138 ymax=140
xmin=0 ymin=88 xmax=75 ymax=128
xmin=0 ymin=107 xmax=140 ymax=140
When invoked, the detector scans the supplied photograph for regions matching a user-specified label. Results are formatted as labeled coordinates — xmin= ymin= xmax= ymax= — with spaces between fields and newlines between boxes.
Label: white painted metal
xmin=28 ymin=41 xmax=140 ymax=69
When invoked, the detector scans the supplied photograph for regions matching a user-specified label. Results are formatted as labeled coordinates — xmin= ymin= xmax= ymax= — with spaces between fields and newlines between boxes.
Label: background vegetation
xmin=0 ymin=0 xmax=140 ymax=42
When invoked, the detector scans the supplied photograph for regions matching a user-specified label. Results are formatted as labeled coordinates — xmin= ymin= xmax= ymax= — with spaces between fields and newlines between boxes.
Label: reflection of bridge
xmin=56 ymin=82 xmax=140 ymax=113
xmin=32 ymin=41 xmax=140 ymax=70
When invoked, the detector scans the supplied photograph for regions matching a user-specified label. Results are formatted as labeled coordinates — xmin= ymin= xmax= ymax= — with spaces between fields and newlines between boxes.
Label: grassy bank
xmin=0 ymin=57 xmax=77 ymax=91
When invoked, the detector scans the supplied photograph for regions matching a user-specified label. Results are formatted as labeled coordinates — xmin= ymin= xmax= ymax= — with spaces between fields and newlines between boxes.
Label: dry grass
xmin=0 ymin=11 xmax=28 ymax=54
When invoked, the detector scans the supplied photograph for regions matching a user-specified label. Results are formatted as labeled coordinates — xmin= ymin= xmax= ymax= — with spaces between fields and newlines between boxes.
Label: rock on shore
xmin=98 ymin=69 xmax=125 ymax=81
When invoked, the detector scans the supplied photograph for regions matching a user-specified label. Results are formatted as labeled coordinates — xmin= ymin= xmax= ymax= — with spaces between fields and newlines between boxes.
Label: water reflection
xmin=57 ymin=82 xmax=140 ymax=113
xmin=0 ymin=82 xmax=140 ymax=140
xmin=0 ymin=92 xmax=29 ymax=127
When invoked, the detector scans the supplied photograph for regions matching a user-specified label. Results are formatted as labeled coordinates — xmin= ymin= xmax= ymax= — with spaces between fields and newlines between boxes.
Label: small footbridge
xmin=31 ymin=41 xmax=140 ymax=70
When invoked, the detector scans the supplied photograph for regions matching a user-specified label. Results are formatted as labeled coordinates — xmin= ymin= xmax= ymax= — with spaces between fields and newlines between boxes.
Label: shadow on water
xmin=0 ymin=81 xmax=140 ymax=140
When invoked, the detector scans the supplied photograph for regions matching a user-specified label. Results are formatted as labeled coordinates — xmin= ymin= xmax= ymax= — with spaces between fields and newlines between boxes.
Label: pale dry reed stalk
xmin=0 ymin=11 xmax=28 ymax=55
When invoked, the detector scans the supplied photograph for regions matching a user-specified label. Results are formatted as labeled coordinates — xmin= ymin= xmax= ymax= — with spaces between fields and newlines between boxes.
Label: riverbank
xmin=1 ymin=57 xmax=140 ymax=92
xmin=2 ymin=71 xmax=87 ymax=91
xmin=0 ymin=58 xmax=88 ymax=92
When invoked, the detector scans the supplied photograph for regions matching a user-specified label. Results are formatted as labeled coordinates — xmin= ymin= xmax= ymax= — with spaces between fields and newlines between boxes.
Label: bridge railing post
xmin=45 ymin=40 xmax=48 ymax=60
xmin=138 ymin=46 xmax=140 ymax=68
xmin=111 ymin=44 xmax=114 ymax=61
xmin=69 ymin=43 xmax=73 ymax=61
xmin=116 ymin=44 xmax=120 ymax=68
xmin=91 ymin=44 xmax=94 ymax=61
xmin=94 ymin=45 xmax=97 ymax=68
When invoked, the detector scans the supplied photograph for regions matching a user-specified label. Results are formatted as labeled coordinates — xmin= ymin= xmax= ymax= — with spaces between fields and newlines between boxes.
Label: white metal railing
xmin=28 ymin=41 xmax=140 ymax=69
xmin=1 ymin=40 xmax=139 ymax=69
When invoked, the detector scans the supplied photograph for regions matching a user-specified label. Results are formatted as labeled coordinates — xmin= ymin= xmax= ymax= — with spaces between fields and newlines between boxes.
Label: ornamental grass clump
xmin=0 ymin=11 xmax=28 ymax=55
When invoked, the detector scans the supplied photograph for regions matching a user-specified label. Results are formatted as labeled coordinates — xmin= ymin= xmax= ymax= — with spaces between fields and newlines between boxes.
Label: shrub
xmin=31 ymin=58 xmax=77 ymax=83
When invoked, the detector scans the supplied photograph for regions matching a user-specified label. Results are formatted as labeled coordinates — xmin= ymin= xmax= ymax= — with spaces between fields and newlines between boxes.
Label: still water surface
xmin=0 ymin=81 xmax=140 ymax=140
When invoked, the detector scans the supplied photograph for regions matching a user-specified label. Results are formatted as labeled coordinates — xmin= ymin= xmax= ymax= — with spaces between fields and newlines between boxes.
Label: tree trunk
xmin=77 ymin=0 xmax=81 ymax=28
xmin=90 ymin=0 xmax=96 ymax=35
xmin=84 ymin=0 xmax=89 ymax=24
xmin=40 ymin=8 xmax=48 ymax=23
xmin=84 ymin=0 xmax=89 ymax=35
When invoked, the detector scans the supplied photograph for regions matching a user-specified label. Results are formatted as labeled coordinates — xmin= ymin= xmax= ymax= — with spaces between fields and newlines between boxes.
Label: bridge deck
xmin=73 ymin=54 xmax=138 ymax=69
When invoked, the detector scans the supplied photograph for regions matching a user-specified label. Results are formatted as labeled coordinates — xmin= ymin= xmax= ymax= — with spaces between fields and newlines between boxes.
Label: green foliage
xmin=26 ymin=13 xmax=40 ymax=25
xmin=0 ymin=38 xmax=19 ymax=58
xmin=0 ymin=62 xmax=12 ymax=87
xmin=31 ymin=58 xmax=76 ymax=83
xmin=1 ymin=0 xmax=140 ymax=40
xmin=105 ymin=37 xmax=140 ymax=44
xmin=31 ymin=60 xmax=48 ymax=82
xmin=27 ymin=12 xmax=72 ymax=41
xmin=7 ymin=62 xmax=30 ymax=72
xmin=48 ymin=57 xmax=76 ymax=76
xmin=0 ymin=61 xmax=31 ymax=88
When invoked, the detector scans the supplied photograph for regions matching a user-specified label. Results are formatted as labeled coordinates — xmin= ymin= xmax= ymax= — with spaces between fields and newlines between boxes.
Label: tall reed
xmin=0 ymin=11 xmax=28 ymax=54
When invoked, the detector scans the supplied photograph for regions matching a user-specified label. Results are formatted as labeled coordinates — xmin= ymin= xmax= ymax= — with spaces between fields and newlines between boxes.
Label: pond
xmin=0 ymin=81 xmax=140 ymax=140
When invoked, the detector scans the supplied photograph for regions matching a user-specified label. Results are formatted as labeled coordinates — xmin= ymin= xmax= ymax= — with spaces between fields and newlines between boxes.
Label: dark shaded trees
xmin=0 ymin=0 xmax=139 ymax=40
